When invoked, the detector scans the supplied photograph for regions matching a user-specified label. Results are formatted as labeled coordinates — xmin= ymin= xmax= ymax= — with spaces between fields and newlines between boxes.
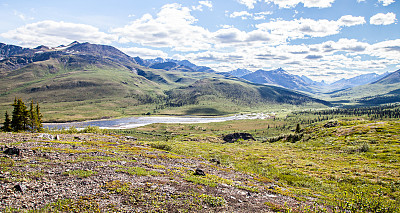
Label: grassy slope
xmin=0 ymin=56 xmax=167 ymax=122
xmin=129 ymin=117 xmax=400 ymax=212
xmin=320 ymin=82 xmax=400 ymax=105
xmin=0 ymin=56 xmax=329 ymax=122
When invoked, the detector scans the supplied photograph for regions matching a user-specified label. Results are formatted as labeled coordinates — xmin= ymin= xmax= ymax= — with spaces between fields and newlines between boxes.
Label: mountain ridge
xmin=0 ymin=42 xmax=329 ymax=121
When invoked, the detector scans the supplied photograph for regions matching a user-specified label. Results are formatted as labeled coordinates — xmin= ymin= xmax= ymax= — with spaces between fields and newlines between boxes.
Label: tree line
xmin=1 ymin=98 xmax=43 ymax=132
xmin=294 ymin=104 xmax=400 ymax=120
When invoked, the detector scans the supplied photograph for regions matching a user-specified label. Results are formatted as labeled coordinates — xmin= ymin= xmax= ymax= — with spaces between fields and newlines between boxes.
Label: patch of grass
xmin=183 ymin=175 xmax=218 ymax=187
xmin=103 ymin=180 xmax=206 ymax=212
xmin=63 ymin=169 xmax=97 ymax=178
xmin=149 ymin=142 xmax=172 ymax=152
xmin=115 ymin=166 xmax=161 ymax=177
xmin=39 ymin=196 xmax=101 ymax=213
xmin=198 ymin=194 xmax=226 ymax=207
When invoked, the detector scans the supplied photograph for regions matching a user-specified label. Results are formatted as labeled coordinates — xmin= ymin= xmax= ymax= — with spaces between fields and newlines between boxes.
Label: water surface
xmin=44 ymin=114 xmax=271 ymax=129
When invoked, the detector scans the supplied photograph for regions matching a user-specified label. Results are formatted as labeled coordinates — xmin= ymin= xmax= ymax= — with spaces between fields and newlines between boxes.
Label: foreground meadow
xmin=1 ymin=115 xmax=399 ymax=212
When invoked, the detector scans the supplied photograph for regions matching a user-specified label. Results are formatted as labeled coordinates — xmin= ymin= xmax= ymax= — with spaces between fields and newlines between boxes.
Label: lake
xmin=44 ymin=113 xmax=272 ymax=129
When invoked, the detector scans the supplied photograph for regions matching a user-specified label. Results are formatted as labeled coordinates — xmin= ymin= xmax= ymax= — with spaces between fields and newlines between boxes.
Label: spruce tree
xmin=35 ymin=102 xmax=43 ymax=132
xmin=29 ymin=100 xmax=38 ymax=131
xmin=2 ymin=111 xmax=12 ymax=132
xmin=11 ymin=98 xmax=22 ymax=131
xmin=295 ymin=123 xmax=301 ymax=133
xmin=11 ymin=98 xmax=28 ymax=131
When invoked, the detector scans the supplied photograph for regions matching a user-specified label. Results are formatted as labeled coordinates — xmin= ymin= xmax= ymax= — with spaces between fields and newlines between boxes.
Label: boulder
xmin=324 ymin=121 xmax=339 ymax=128
xmin=4 ymin=147 xmax=21 ymax=156
xmin=14 ymin=184 xmax=25 ymax=193
xmin=223 ymin=133 xmax=255 ymax=143
xmin=194 ymin=168 xmax=206 ymax=176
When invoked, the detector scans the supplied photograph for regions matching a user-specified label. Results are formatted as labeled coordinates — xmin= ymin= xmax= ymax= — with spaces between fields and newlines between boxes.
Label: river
xmin=44 ymin=113 xmax=272 ymax=129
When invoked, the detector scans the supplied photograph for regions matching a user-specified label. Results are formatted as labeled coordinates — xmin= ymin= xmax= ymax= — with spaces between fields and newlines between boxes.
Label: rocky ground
xmin=0 ymin=132 xmax=310 ymax=212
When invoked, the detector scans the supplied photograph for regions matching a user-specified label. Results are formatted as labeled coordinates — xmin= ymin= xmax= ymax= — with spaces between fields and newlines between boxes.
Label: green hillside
xmin=321 ymin=69 xmax=400 ymax=106
xmin=0 ymin=42 xmax=330 ymax=122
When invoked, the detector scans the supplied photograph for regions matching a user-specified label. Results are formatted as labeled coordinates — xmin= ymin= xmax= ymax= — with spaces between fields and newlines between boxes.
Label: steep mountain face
xmin=241 ymin=68 xmax=313 ymax=92
xmin=326 ymin=69 xmax=400 ymax=105
xmin=0 ymin=43 xmax=35 ymax=59
xmin=65 ymin=42 xmax=137 ymax=68
xmin=372 ymin=69 xmax=400 ymax=84
xmin=0 ymin=42 xmax=158 ymax=110
xmin=139 ymin=57 xmax=215 ymax=73
xmin=329 ymin=72 xmax=388 ymax=91
xmin=229 ymin=69 xmax=252 ymax=77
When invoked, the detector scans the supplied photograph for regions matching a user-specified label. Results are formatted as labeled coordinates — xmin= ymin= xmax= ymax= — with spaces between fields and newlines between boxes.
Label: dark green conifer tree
xmin=295 ymin=123 xmax=301 ymax=133
xmin=35 ymin=102 xmax=43 ymax=132
xmin=11 ymin=98 xmax=28 ymax=131
xmin=29 ymin=100 xmax=38 ymax=131
xmin=2 ymin=111 xmax=12 ymax=132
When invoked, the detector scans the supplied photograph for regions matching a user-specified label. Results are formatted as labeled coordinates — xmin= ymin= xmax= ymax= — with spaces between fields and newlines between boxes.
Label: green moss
xmin=115 ymin=166 xmax=161 ymax=177
xmin=62 ymin=169 xmax=97 ymax=178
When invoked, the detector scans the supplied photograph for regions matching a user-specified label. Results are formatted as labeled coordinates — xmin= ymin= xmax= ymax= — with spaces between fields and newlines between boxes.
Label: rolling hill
xmin=0 ymin=42 xmax=329 ymax=122
xmin=325 ymin=69 xmax=400 ymax=105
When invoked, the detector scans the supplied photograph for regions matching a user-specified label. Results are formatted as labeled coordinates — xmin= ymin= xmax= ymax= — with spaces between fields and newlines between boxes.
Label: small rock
xmin=4 ymin=147 xmax=21 ymax=156
xmin=39 ymin=134 xmax=54 ymax=140
xmin=125 ymin=136 xmax=137 ymax=141
xmin=210 ymin=158 xmax=220 ymax=165
xmin=194 ymin=168 xmax=206 ymax=176
xmin=14 ymin=184 xmax=25 ymax=193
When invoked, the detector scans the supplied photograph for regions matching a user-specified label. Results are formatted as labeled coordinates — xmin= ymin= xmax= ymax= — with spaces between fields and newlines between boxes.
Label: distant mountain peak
xmin=229 ymin=68 xmax=252 ymax=77
xmin=68 ymin=41 xmax=80 ymax=46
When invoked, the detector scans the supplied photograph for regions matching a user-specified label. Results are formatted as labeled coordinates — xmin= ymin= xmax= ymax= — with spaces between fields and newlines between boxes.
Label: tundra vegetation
xmin=1 ymin=104 xmax=399 ymax=212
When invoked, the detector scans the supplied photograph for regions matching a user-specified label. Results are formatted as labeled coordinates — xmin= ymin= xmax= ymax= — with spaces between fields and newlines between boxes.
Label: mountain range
xmin=228 ymin=68 xmax=391 ymax=94
xmin=0 ymin=42 xmax=329 ymax=122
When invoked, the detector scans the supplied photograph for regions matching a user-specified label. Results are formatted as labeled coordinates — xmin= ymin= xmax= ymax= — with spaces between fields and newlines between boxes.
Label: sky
xmin=0 ymin=0 xmax=399 ymax=82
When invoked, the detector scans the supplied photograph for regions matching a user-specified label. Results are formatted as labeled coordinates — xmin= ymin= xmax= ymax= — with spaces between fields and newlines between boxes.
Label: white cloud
xmin=256 ymin=15 xmax=364 ymax=41
xmin=230 ymin=11 xmax=273 ymax=20
xmin=369 ymin=39 xmax=400 ymax=60
xmin=120 ymin=47 xmax=168 ymax=59
xmin=193 ymin=1 xmax=213 ymax=11
xmin=338 ymin=15 xmax=366 ymax=26
xmin=357 ymin=0 xmax=366 ymax=2
xmin=0 ymin=20 xmax=116 ymax=47
xmin=230 ymin=11 xmax=253 ymax=19
xmin=237 ymin=0 xmax=336 ymax=8
xmin=370 ymin=12 xmax=397 ymax=25
xmin=265 ymin=0 xmax=336 ymax=8
xmin=378 ymin=0 xmax=395 ymax=6
xmin=254 ymin=11 xmax=273 ymax=20
xmin=199 ymin=1 xmax=213 ymax=9
xmin=237 ymin=0 xmax=258 ymax=9
xmin=112 ymin=3 xmax=212 ymax=52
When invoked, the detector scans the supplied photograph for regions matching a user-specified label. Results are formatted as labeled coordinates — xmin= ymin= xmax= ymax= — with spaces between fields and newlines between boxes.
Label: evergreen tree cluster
xmin=295 ymin=104 xmax=400 ymax=120
xmin=1 ymin=98 xmax=43 ymax=132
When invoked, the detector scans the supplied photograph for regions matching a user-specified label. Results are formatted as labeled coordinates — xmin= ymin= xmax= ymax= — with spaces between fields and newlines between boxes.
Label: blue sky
xmin=0 ymin=0 xmax=399 ymax=82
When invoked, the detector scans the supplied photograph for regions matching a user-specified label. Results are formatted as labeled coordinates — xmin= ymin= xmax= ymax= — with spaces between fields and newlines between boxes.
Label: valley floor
xmin=1 ymin=132 xmax=307 ymax=212
xmin=1 ymin=116 xmax=400 ymax=212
